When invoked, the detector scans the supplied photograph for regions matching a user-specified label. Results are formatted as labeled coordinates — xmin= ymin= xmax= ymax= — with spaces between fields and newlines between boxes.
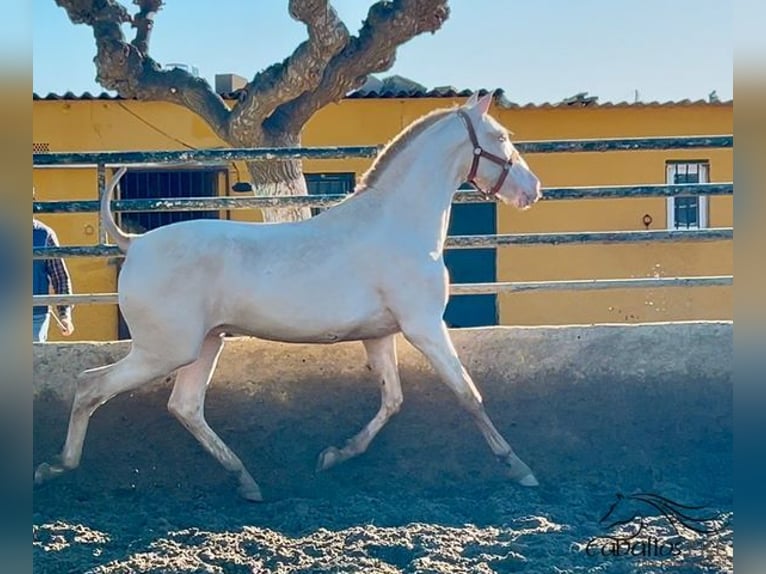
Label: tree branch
xmin=55 ymin=0 xmax=232 ymax=142
xmin=54 ymin=0 xmax=450 ymax=150
xmin=228 ymin=0 xmax=350 ymax=138
xmin=273 ymin=0 xmax=450 ymax=131
xmin=131 ymin=0 xmax=163 ymax=54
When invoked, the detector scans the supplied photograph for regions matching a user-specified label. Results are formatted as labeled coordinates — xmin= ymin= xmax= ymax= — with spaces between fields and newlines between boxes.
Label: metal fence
xmin=32 ymin=134 xmax=734 ymax=307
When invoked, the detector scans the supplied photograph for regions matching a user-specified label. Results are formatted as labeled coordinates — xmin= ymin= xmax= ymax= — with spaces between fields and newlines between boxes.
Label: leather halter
xmin=457 ymin=109 xmax=514 ymax=197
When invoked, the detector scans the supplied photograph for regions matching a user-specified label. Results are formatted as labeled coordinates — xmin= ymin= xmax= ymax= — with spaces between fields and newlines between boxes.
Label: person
xmin=33 ymin=188 xmax=75 ymax=342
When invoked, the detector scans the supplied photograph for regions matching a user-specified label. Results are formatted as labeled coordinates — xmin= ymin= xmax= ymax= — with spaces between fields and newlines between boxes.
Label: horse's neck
xmin=372 ymin=116 xmax=468 ymax=254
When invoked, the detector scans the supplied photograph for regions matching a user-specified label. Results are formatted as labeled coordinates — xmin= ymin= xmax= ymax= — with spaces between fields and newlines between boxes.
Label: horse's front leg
xmin=317 ymin=334 xmax=403 ymax=471
xmin=167 ymin=333 xmax=263 ymax=502
xmin=401 ymin=318 xmax=538 ymax=486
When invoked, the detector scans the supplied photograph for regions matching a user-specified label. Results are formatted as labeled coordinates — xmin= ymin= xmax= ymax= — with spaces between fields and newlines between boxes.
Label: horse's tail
xmin=101 ymin=167 xmax=134 ymax=254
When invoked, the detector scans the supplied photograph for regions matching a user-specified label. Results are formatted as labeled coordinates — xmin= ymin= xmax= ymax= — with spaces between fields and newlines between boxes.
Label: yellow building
xmin=32 ymin=90 xmax=733 ymax=341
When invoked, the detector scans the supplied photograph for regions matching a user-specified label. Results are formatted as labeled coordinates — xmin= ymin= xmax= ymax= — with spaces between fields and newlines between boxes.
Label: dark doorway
xmin=443 ymin=184 xmax=498 ymax=327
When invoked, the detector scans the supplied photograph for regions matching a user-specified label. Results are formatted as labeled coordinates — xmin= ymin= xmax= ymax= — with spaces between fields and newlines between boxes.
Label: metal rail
xmin=32 ymin=134 xmax=734 ymax=168
xmin=32 ymin=275 xmax=734 ymax=307
xmin=32 ymin=133 xmax=734 ymax=309
xmin=32 ymin=183 xmax=734 ymax=214
xmin=32 ymin=228 xmax=734 ymax=260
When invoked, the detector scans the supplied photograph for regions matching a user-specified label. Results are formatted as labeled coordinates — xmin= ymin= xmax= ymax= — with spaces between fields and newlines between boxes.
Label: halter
xmin=457 ymin=109 xmax=514 ymax=197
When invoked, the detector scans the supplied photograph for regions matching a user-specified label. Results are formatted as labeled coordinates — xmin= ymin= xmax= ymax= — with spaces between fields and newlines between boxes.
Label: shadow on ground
xmin=34 ymin=365 xmax=732 ymax=573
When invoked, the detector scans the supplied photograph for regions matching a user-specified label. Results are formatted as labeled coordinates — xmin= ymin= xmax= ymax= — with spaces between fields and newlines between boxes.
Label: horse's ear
xmin=477 ymin=91 xmax=494 ymax=115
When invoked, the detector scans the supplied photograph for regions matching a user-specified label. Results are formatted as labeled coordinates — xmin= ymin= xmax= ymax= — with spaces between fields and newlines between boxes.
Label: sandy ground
xmin=33 ymin=369 xmax=732 ymax=574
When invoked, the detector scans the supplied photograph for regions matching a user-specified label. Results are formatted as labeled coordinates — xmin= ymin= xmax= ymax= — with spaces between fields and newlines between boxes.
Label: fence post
xmin=97 ymin=163 xmax=107 ymax=244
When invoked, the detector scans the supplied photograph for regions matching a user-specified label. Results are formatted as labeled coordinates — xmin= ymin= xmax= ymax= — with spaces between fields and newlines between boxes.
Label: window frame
xmin=665 ymin=160 xmax=710 ymax=230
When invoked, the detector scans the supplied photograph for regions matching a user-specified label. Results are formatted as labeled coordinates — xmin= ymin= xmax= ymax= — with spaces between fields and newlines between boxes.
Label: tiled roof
xmin=34 ymin=91 xmax=127 ymax=101
xmin=31 ymin=89 xmax=732 ymax=108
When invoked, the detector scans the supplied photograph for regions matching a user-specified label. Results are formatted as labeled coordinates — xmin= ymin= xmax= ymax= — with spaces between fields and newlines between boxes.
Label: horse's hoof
xmin=503 ymin=454 xmax=539 ymax=487
xmin=517 ymin=472 xmax=539 ymax=487
xmin=237 ymin=481 xmax=263 ymax=502
xmin=316 ymin=446 xmax=342 ymax=472
xmin=34 ymin=462 xmax=66 ymax=485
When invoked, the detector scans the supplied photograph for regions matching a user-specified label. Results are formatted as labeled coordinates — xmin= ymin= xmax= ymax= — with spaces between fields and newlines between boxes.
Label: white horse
xmin=34 ymin=92 xmax=542 ymax=501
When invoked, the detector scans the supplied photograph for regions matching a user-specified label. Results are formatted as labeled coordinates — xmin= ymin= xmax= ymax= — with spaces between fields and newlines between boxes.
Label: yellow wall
xmin=492 ymin=105 xmax=733 ymax=326
xmin=32 ymin=96 xmax=732 ymax=340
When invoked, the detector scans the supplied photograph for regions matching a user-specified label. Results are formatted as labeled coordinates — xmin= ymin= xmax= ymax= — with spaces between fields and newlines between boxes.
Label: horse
xmin=34 ymin=91 xmax=542 ymax=501
xmin=599 ymin=492 xmax=724 ymax=536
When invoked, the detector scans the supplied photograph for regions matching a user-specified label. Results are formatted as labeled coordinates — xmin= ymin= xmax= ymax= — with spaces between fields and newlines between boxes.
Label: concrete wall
xmin=33 ymin=322 xmax=732 ymax=497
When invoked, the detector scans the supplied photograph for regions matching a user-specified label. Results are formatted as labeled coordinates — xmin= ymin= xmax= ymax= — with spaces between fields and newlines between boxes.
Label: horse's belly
xmin=221 ymin=291 xmax=400 ymax=343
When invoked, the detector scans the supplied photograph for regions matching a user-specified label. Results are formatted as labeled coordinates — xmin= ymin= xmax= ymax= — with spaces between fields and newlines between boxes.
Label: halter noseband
xmin=457 ymin=109 xmax=514 ymax=197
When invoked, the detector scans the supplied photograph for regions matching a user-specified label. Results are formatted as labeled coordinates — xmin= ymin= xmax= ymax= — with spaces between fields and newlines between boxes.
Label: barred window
xmin=305 ymin=172 xmax=355 ymax=217
xmin=666 ymin=161 xmax=709 ymax=230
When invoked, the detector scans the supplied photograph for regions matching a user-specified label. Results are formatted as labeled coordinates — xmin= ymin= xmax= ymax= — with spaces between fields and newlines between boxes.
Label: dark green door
xmin=443 ymin=185 xmax=498 ymax=327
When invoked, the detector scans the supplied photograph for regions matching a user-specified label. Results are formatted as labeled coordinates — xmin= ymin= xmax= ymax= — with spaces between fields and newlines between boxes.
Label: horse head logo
xmin=599 ymin=492 xmax=725 ymax=537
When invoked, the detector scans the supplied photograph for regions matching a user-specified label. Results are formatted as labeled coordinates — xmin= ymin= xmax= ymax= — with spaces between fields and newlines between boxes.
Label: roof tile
xmin=32 ymin=89 xmax=732 ymax=108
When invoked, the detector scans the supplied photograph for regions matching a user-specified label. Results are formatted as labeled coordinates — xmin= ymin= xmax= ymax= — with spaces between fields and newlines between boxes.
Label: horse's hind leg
xmin=401 ymin=319 xmax=538 ymax=487
xmin=34 ymin=346 xmax=186 ymax=485
xmin=166 ymin=332 xmax=262 ymax=502
xmin=317 ymin=334 xmax=403 ymax=471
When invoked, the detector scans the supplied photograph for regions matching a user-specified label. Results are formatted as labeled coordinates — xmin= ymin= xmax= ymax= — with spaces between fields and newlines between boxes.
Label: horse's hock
xmin=33 ymin=322 xmax=732 ymax=499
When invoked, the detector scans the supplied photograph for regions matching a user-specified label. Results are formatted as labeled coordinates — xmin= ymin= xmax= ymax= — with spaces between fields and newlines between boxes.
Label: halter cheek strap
xmin=457 ymin=109 xmax=514 ymax=197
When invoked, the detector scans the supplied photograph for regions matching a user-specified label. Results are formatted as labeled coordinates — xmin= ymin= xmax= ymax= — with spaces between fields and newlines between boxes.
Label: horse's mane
xmin=354 ymin=106 xmax=457 ymax=193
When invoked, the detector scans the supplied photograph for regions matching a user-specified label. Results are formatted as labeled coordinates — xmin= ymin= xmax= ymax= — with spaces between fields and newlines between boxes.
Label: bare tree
xmin=54 ymin=0 xmax=450 ymax=222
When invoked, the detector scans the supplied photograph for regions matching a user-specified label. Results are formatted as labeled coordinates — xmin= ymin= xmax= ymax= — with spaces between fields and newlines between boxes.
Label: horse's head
xmin=599 ymin=493 xmax=640 ymax=529
xmin=457 ymin=92 xmax=541 ymax=210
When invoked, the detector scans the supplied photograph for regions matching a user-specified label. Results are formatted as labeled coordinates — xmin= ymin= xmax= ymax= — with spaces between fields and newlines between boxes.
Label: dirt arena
xmin=33 ymin=326 xmax=733 ymax=573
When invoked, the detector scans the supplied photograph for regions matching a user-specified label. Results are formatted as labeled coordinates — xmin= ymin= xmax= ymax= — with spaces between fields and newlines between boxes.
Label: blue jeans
xmin=33 ymin=313 xmax=50 ymax=343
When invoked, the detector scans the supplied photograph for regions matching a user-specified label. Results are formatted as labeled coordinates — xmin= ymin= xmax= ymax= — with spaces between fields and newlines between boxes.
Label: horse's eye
xmin=498 ymin=134 xmax=507 ymax=142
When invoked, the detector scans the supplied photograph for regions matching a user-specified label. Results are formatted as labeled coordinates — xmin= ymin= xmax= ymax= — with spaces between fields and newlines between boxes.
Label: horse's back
xmin=117 ymin=216 xmax=401 ymax=343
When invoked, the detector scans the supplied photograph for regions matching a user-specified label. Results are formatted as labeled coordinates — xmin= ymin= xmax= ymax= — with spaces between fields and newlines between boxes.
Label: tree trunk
xmin=234 ymin=120 xmax=313 ymax=223
xmin=246 ymin=158 xmax=313 ymax=223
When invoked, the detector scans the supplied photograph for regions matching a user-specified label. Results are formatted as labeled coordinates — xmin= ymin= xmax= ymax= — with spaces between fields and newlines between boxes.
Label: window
xmin=305 ymin=172 xmax=356 ymax=216
xmin=666 ymin=161 xmax=709 ymax=230
xmin=118 ymin=167 xmax=225 ymax=233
